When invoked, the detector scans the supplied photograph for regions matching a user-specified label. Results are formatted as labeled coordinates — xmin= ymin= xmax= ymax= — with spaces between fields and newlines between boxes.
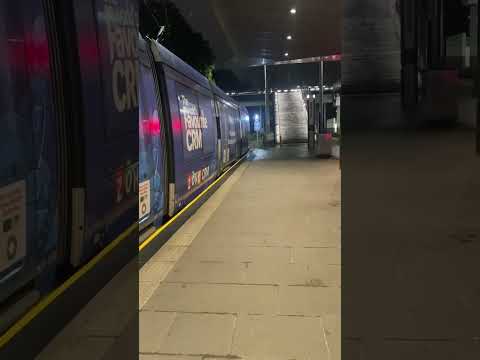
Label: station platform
xmin=38 ymin=144 xmax=341 ymax=360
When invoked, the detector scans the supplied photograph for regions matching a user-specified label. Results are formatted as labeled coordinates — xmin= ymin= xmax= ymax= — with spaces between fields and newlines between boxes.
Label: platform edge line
xmin=139 ymin=153 xmax=248 ymax=252
xmin=0 ymin=222 xmax=138 ymax=349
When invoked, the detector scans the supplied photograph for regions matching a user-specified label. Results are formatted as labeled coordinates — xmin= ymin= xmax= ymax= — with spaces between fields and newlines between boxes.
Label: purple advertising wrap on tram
xmin=0 ymin=0 xmax=59 ymax=333
xmin=173 ymin=81 xmax=218 ymax=210
xmin=69 ymin=0 xmax=139 ymax=266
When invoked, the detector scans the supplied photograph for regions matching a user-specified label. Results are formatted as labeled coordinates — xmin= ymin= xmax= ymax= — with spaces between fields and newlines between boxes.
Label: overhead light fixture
xmin=286 ymin=35 xmax=292 ymax=40
xmin=290 ymin=8 xmax=296 ymax=14
xmin=284 ymin=52 xmax=289 ymax=57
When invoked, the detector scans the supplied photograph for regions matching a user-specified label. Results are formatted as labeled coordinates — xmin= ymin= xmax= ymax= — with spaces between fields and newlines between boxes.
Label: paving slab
xmin=183 ymin=244 xmax=291 ymax=265
xmin=140 ymin=260 xmax=176 ymax=283
xmin=245 ymin=262 xmax=340 ymax=287
xmin=140 ymin=356 xmax=202 ymax=360
xmin=278 ymin=285 xmax=340 ymax=317
xmin=153 ymin=313 xmax=236 ymax=356
xmin=139 ymin=311 xmax=177 ymax=353
xmin=231 ymin=314 xmax=329 ymax=359
xmin=144 ymin=282 xmax=278 ymax=315
xmin=165 ymin=260 xmax=247 ymax=284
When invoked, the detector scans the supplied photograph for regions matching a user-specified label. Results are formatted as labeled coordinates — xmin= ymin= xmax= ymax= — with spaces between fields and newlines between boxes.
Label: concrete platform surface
xmin=140 ymin=145 xmax=341 ymax=360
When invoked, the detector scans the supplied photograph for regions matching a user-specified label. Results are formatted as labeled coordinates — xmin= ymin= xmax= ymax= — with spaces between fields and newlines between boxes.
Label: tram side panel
xmin=69 ymin=0 xmax=139 ymax=266
xmin=216 ymin=99 xmax=234 ymax=169
xmin=227 ymin=104 xmax=240 ymax=163
xmin=239 ymin=106 xmax=250 ymax=155
xmin=234 ymin=108 xmax=242 ymax=160
xmin=162 ymin=67 xmax=219 ymax=215
xmin=138 ymin=38 xmax=167 ymax=230
xmin=0 ymin=1 xmax=60 ymax=333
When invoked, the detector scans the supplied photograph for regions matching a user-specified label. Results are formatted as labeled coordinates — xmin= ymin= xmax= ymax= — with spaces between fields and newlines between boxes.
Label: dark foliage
xmin=139 ymin=0 xmax=215 ymax=79
xmin=213 ymin=68 xmax=246 ymax=92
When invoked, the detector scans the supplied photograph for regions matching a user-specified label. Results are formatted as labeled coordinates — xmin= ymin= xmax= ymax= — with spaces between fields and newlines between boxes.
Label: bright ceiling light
xmin=290 ymin=8 xmax=296 ymax=14
xmin=286 ymin=35 xmax=292 ymax=40
xmin=284 ymin=52 xmax=289 ymax=57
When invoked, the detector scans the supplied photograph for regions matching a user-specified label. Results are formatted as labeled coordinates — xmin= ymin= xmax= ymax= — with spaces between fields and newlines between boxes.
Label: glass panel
xmin=138 ymin=57 xmax=165 ymax=221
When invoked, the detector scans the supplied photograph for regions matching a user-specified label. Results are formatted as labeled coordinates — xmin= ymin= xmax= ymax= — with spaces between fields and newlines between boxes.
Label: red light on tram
xmin=8 ymin=32 xmax=50 ymax=74
xmin=78 ymin=34 xmax=100 ymax=67
xmin=141 ymin=117 xmax=161 ymax=136
xmin=171 ymin=117 xmax=182 ymax=135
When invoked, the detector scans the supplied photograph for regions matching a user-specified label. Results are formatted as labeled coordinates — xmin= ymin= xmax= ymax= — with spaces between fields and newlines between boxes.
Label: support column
xmin=476 ymin=1 xmax=480 ymax=153
xmin=263 ymin=64 xmax=270 ymax=144
xmin=429 ymin=0 xmax=445 ymax=68
xmin=470 ymin=3 xmax=478 ymax=74
xmin=319 ymin=60 xmax=324 ymax=132
xmin=342 ymin=0 xmax=402 ymax=130
xmin=308 ymin=97 xmax=315 ymax=149
xmin=401 ymin=0 xmax=418 ymax=109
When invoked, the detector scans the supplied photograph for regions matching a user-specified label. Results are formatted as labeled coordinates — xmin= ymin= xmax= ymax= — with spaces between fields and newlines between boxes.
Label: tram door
xmin=0 ymin=1 xmax=60 ymax=333
xmin=139 ymin=37 xmax=167 ymax=231
xmin=69 ymin=0 xmax=139 ymax=266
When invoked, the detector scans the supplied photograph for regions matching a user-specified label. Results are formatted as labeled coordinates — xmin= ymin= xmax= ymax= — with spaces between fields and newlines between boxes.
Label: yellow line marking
xmin=0 ymin=153 xmax=247 ymax=349
xmin=139 ymin=153 xmax=247 ymax=252
xmin=0 ymin=222 xmax=138 ymax=349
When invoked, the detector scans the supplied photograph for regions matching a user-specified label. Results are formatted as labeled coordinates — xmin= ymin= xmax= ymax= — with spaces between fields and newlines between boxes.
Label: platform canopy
xmin=171 ymin=0 xmax=342 ymax=68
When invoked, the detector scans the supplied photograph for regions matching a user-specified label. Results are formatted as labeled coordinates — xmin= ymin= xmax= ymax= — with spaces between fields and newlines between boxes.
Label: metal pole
xmin=319 ymin=60 xmax=324 ymax=133
xmin=477 ymin=2 xmax=480 ymax=154
xmin=471 ymin=4 xmax=478 ymax=78
xmin=401 ymin=0 xmax=418 ymax=109
xmin=263 ymin=64 xmax=270 ymax=144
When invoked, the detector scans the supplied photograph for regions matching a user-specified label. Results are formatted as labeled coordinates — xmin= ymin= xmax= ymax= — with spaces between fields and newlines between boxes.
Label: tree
xmin=213 ymin=68 xmax=245 ymax=91
xmin=140 ymin=0 xmax=215 ymax=79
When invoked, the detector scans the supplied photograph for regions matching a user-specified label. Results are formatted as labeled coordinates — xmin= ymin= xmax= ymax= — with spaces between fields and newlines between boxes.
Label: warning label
xmin=0 ymin=180 xmax=26 ymax=273
xmin=139 ymin=180 xmax=151 ymax=219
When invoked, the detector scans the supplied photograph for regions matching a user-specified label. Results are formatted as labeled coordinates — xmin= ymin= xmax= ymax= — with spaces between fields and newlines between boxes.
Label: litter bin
xmin=331 ymin=136 xmax=340 ymax=159
xmin=316 ymin=133 xmax=333 ymax=157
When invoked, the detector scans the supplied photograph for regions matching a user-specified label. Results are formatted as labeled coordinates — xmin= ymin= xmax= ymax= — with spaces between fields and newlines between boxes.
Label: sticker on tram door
xmin=0 ymin=180 xmax=26 ymax=273
xmin=139 ymin=180 xmax=151 ymax=219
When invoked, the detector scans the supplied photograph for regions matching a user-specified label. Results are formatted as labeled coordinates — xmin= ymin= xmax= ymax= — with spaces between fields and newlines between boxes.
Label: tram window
xmin=197 ymin=94 xmax=216 ymax=156
xmin=1 ymin=2 xmax=54 ymax=182
xmin=139 ymin=60 xmax=162 ymax=180
xmin=0 ymin=0 xmax=58 ymax=280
